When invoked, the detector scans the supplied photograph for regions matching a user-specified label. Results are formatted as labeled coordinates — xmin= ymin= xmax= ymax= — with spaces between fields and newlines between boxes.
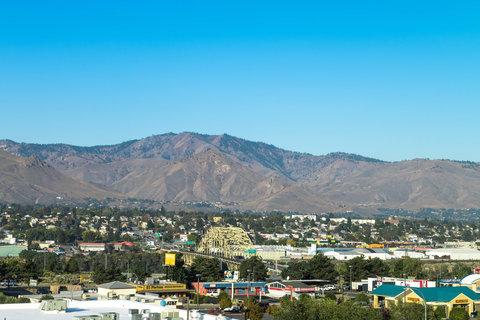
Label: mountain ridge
xmin=1 ymin=132 xmax=480 ymax=212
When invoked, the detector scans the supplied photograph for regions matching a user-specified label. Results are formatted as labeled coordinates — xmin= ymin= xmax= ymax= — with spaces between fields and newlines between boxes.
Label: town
xmin=1 ymin=204 xmax=480 ymax=319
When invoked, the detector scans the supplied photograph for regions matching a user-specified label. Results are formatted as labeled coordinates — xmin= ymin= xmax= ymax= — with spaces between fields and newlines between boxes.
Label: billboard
xmin=165 ymin=253 xmax=176 ymax=266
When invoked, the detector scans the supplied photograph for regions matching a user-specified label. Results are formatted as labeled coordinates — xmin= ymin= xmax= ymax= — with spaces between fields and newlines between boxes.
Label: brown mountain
xmin=0 ymin=149 xmax=118 ymax=204
xmin=1 ymin=132 xmax=480 ymax=211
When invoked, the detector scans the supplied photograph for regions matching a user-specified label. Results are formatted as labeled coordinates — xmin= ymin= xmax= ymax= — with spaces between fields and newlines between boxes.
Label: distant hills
xmin=1 ymin=132 xmax=480 ymax=212
xmin=0 ymin=149 xmax=116 ymax=204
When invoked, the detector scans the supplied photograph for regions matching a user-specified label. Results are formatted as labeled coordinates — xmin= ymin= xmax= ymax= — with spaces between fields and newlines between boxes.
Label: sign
xmin=165 ymin=253 xmax=176 ymax=266
xmin=407 ymin=297 xmax=420 ymax=302
xmin=454 ymin=299 xmax=469 ymax=304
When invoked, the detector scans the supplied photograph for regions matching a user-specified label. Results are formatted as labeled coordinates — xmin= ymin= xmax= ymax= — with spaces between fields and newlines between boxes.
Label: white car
xmin=322 ymin=285 xmax=336 ymax=291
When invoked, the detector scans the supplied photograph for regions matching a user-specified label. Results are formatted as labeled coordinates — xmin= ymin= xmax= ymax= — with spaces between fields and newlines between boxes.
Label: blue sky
xmin=1 ymin=1 xmax=480 ymax=161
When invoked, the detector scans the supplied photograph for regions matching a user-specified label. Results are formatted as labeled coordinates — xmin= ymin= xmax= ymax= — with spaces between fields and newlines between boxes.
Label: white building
xmin=0 ymin=299 xmax=230 ymax=320
xmin=289 ymin=214 xmax=317 ymax=222
xmin=392 ymin=249 xmax=427 ymax=259
xmin=323 ymin=248 xmax=394 ymax=261
xmin=425 ymin=248 xmax=480 ymax=260
xmin=97 ymin=281 xmax=136 ymax=298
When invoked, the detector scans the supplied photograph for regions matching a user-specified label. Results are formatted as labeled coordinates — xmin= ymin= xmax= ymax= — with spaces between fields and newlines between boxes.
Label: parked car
xmin=322 ymin=284 xmax=336 ymax=291
xmin=223 ymin=306 xmax=242 ymax=313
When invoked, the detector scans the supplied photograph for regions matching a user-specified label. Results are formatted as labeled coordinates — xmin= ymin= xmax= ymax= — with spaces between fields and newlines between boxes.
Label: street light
xmin=413 ymin=289 xmax=428 ymax=320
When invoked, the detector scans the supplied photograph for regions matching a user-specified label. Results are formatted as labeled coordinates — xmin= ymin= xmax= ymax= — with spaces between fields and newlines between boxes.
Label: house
xmin=78 ymin=242 xmax=106 ymax=252
xmin=111 ymin=241 xmax=135 ymax=251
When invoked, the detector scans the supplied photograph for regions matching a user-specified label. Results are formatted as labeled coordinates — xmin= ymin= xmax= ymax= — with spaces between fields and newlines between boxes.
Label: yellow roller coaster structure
xmin=197 ymin=227 xmax=253 ymax=259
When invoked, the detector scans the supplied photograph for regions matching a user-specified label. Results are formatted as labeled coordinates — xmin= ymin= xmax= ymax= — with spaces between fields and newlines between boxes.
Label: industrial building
xmin=266 ymin=280 xmax=318 ymax=299
xmin=0 ymin=300 xmax=228 ymax=320
xmin=192 ymin=281 xmax=267 ymax=298
xmin=424 ymin=248 xmax=480 ymax=260
xmin=97 ymin=281 xmax=136 ymax=299
xmin=321 ymin=248 xmax=394 ymax=260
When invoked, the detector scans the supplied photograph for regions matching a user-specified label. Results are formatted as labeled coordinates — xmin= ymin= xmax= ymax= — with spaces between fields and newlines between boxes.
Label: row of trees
xmin=0 ymin=251 xmax=190 ymax=284
xmin=282 ymin=255 xmax=474 ymax=283
xmin=0 ymin=250 xmax=269 ymax=287
xmin=271 ymin=294 xmax=469 ymax=320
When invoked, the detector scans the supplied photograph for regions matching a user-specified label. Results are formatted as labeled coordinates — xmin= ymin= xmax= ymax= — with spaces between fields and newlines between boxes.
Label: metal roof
xmin=98 ymin=281 xmax=135 ymax=290
xmin=372 ymin=284 xmax=480 ymax=302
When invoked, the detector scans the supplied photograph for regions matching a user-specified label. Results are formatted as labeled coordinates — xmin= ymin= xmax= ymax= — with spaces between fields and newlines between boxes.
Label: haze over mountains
xmin=1 ymin=132 xmax=480 ymax=212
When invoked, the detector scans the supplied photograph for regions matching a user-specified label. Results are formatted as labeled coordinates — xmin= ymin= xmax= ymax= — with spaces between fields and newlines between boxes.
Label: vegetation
xmin=244 ymin=297 xmax=263 ymax=320
xmin=217 ymin=290 xmax=232 ymax=309
xmin=0 ymin=251 xmax=192 ymax=283
xmin=448 ymin=307 xmax=469 ymax=320
xmin=190 ymin=257 xmax=223 ymax=282
xmin=273 ymin=295 xmax=382 ymax=320
xmin=0 ymin=292 xmax=30 ymax=304
xmin=239 ymin=256 xmax=268 ymax=281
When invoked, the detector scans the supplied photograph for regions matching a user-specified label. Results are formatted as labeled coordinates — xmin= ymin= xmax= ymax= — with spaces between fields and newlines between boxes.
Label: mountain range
xmin=1 ymin=132 xmax=480 ymax=212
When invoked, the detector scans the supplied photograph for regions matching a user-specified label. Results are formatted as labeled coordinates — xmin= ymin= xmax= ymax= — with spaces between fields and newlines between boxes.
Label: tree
xmin=345 ymin=257 xmax=388 ymax=282
xmin=389 ymin=302 xmax=435 ymax=320
xmin=191 ymin=257 xmax=223 ymax=282
xmin=282 ymin=260 xmax=309 ymax=280
xmin=433 ymin=306 xmax=446 ymax=320
xmin=307 ymin=254 xmax=338 ymax=282
xmin=273 ymin=294 xmax=382 ymax=320
xmin=282 ymin=254 xmax=337 ymax=281
xmin=218 ymin=290 xmax=232 ymax=309
xmin=244 ymin=298 xmax=263 ymax=320
xmin=449 ymin=307 xmax=469 ymax=320
xmin=239 ymin=256 xmax=268 ymax=281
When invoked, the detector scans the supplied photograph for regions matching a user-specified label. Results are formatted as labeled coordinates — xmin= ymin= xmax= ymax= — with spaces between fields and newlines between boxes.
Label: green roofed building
xmin=0 ymin=245 xmax=27 ymax=257
xmin=372 ymin=284 xmax=480 ymax=317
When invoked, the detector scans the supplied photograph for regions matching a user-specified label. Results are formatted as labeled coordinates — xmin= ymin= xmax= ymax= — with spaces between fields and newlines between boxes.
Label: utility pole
xmin=196 ymin=274 xmax=201 ymax=307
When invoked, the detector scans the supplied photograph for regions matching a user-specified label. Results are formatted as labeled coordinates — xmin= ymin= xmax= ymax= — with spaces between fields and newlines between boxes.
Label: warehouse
xmin=425 ymin=248 xmax=480 ymax=260
xmin=193 ymin=281 xmax=267 ymax=298
xmin=322 ymin=248 xmax=394 ymax=260
xmin=97 ymin=281 xmax=136 ymax=299
xmin=0 ymin=299 xmax=228 ymax=320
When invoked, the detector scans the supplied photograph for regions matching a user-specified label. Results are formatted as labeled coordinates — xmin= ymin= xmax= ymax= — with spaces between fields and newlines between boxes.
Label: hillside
xmin=1 ymin=133 xmax=480 ymax=211
xmin=0 ymin=149 xmax=118 ymax=204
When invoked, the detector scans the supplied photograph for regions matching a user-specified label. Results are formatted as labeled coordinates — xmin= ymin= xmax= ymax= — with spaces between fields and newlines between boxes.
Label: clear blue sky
xmin=1 ymin=1 xmax=480 ymax=161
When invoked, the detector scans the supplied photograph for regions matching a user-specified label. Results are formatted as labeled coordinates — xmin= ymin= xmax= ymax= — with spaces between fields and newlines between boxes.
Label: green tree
xmin=433 ymin=306 xmax=446 ymax=320
xmin=282 ymin=260 xmax=309 ymax=280
xmin=245 ymin=297 xmax=263 ymax=320
xmin=239 ymin=256 xmax=268 ymax=281
xmin=307 ymin=254 xmax=338 ymax=282
xmin=389 ymin=302 xmax=435 ymax=320
xmin=218 ymin=290 xmax=232 ymax=309
xmin=191 ymin=257 xmax=223 ymax=282
xmin=448 ymin=307 xmax=468 ymax=320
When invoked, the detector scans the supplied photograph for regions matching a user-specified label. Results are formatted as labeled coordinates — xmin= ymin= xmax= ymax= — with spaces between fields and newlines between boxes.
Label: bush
xmin=449 ymin=307 xmax=469 ymax=320
xmin=354 ymin=293 xmax=370 ymax=305
xmin=40 ymin=294 xmax=54 ymax=301
xmin=218 ymin=290 xmax=232 ymax=309
xmin=0 ymin=293 xmax=31 ymax=304
xmin=433 ymin=306 xmax=446 ymax=320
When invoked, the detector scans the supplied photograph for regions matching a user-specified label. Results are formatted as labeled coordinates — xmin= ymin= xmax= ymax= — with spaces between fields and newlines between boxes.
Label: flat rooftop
xmin=0 ymin=300 xmax=226 ymax=320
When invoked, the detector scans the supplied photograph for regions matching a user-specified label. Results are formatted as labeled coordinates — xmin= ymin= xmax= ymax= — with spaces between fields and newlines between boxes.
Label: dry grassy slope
xmin=300 ymin=159 xmax=480 ymax=209
xmin=0 ymin=149 xmax=118 ymax=204
xmin=110 ymin=149 xmax=292 ymax=203
xmin=2 ymin=133 xmax=480 ymax=211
